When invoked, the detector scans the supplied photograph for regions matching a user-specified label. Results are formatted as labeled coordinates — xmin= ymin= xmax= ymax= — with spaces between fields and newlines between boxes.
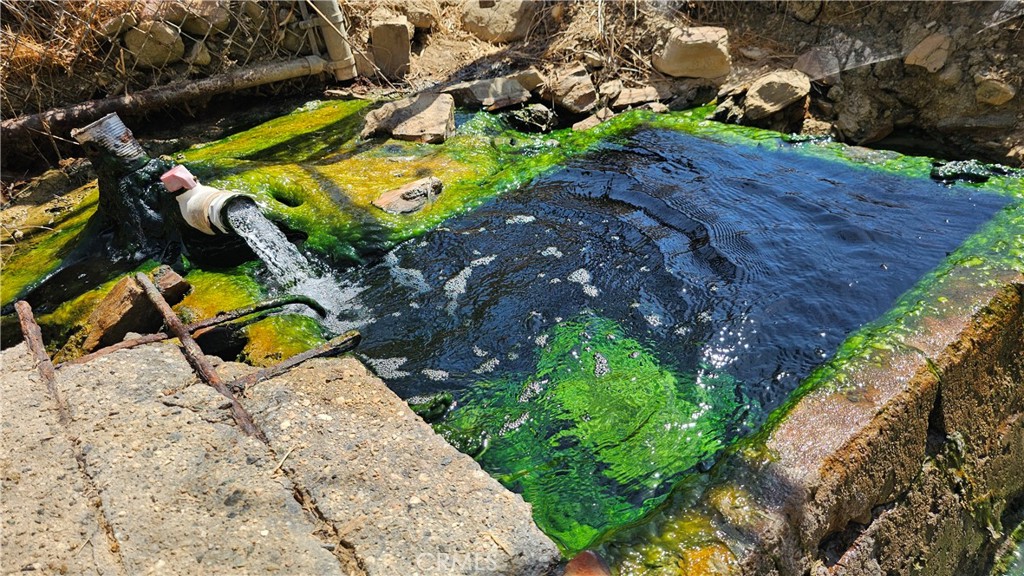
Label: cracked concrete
xmin=1 ymin=340 xmax=560 ymax=575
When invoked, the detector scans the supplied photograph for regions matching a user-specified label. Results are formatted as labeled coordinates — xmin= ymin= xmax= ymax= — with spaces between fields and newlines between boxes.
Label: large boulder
xmin=371 ymin=15 xmax=412 ymax=80
xmin=361 ymin=93 xmax=456 ymax=144
xmin=461 ymin=0 xmax=539 ymax=44
xmin=541 ymin=65 xmax=598 ymax=114
xmin=443 ymin=77 xmax=531 ymax=110
xmin=652 ymin=26 xmax=731 ymax=79
xmin=123 ymin=21 xmax=185 ymax=68
xmin=744 ymin=69 xmax=811 ymax=120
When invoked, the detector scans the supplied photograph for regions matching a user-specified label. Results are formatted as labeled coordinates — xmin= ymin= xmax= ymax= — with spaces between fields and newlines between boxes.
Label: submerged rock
xmin=563 ymin=550 xmax=611 ymax=576
xmin=373 ymin=176 xmax=443 ymax=214
xmin=361 ymin=93 xmax=455 ymax=143
xmin=652 ymin=26 xmax=731 ymax=79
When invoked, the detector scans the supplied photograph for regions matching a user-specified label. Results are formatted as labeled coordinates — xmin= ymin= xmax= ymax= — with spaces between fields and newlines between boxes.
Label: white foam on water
xmin=473 ymin=357 xmax=500 ymax=374
xmin=505 ymin=215 xmax=537 ymax=224
xmin=421 ymin=369 xmax=449 ymax=381
xmin=444 ymin=255 xmax=497 ymax=314
xmin=365 ymin=357 xmax=410 ymax=379
xmin=540 ymin=246 xmax=563 ymax=258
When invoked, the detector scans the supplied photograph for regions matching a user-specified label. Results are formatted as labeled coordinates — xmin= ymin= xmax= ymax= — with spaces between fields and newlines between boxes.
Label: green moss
xmin=174 ymin=265 xmax=263 ymax=323
xmin=436 ymin=313 xmax=742 ymax=554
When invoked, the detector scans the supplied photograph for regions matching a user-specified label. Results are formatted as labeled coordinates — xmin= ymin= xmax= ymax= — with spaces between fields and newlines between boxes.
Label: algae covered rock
xmin=372 ymin=176 xmax=443 ymax=214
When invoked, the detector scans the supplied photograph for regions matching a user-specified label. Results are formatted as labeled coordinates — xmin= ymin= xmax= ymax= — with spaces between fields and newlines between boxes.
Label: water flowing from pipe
xmin=224 ymin=200 xmax=365 ymax=333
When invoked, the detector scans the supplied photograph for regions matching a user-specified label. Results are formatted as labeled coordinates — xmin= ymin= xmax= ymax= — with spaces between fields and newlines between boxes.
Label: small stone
xmin=599 ymin=79 xmax=622 ymax=101
xmin=975 ymin=78 xmax=1016 ymax=106
xmin=409 ymin=496 xmax=422 ymax=505
xmin=743 ymin=69 xmax=811 ymax=120
xmin=542 ymin=65 xmax=598 ymax=114
xmin=373 ymin=177 xmax=443 ymax=214
xmin=904 ymin=33 xmax=951 ymax=73
xmin=371 ymin=16 xmax=412 ymax=80
xmin=123 ymin=21 xmax=185 ymax=68
xmin=571 ymin=107 xmax=614 ymax=131
xmin=502 ymin=103 xmax=557 ymax=132
xmin=402 ymin=4 xmax=437 ymax=29
xmin=461 ymin=0 xmax=539 ymax=44
xmin=652 ymin=26 xmax=731 ymax=79
xmin=564 ymin=550 xmax=611 ymax=576
xmin=361 ymin=93 xmax=456 ymax=143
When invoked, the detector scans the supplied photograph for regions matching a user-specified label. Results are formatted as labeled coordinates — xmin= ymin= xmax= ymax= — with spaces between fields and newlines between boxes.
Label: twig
xmin=230 ymin=331 xmax=361 ymax=393
xmin=136 ymin=273 xmax=266 ymax=441
xmin=14 ymin=300 xmax=70 ymax=425
xmin=273 ymin=446 xmax=296 ymax=473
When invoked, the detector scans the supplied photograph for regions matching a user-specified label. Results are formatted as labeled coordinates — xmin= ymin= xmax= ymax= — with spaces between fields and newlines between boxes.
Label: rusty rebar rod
xmin=231 ymin=331 xmax=361 ymax=393
xmin=63 ymin=295 xmax=325 ymax=367
xmin=14 ymin=300 xmax=70 ymax=424
xmin=136 ymin=273 xmax=265 ymax=440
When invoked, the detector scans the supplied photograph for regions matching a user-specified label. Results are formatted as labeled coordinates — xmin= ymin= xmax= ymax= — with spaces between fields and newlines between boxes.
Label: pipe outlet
xmin=71 ymin=112 xmax=147 ymax=164
xmin=160 ymin=165 xmax=252 ymax=235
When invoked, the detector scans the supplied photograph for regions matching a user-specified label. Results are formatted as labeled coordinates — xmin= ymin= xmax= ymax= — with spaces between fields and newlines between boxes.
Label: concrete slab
xmin=245 ymin=357 xmax=561 ymax=576
xmin=1 ymin=344 xmax=122 ymax=575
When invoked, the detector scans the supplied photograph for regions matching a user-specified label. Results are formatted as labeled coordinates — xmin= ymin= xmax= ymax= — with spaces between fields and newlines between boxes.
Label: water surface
xmin=330 ymin=128 xmax=1008 ymax=549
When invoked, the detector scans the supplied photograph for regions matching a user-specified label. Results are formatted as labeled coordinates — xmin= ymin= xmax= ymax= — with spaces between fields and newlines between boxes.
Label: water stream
xmin=325 ymin=128 xmax=1010 ymax=550
xmin=224 ymin=200 xmax=364 ymax=333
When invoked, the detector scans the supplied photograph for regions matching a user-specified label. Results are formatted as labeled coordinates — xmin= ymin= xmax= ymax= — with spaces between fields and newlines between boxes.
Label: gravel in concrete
xmin=245 ymin=357 xmax=562 ymax=576
xmin=1 ymin=344 xmax=122 ymax=575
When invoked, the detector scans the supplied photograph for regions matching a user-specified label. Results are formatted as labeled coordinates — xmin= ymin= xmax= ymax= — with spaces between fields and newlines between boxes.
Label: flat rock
xmin=79 ymin=267 xmax=190 ymax=352
xmin=461 ymin=0 xmax=539 ymax=44
xmin=245 ymin=357 xmax=561 ymax=575
xmin=444 ymin=77 xmax=531 ymax=111
xmin=373 ymin=176 xmax=443 ymax=214
xmin=652 ymin=26 xmax=731 ymax=79
xmin=542 ymin=64 xmax=598 ymax=114
xmin=123 ymin=21 xmax=185 ymax=68
xmin=361 ymin=93 xmax=456 ymax=143
xmin=904 ymin=32 xmax=952 ymax=73
xmin=611 ymin=84 xmax=670 ymax=109
xmin=743 ymin=69 xmax=811 ymax=120
xmin=371 ymin=15 xmax=412 ymax=80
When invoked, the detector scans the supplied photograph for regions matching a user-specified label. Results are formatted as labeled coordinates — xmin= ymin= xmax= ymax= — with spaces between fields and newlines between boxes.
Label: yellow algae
xmin=174 ymin=266 xmax=262 ymax=324
xmin=240 ymin=314 xmax=326 ymax=366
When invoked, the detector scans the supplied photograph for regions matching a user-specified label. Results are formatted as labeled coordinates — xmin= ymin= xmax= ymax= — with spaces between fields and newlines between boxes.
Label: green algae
xmin=435 ymin=313 xmax=742 ymax=553
xmin=240 ymin=313 xmax=326 ymax=367
xmin=0 ymin=184 xmax=98 ymax=304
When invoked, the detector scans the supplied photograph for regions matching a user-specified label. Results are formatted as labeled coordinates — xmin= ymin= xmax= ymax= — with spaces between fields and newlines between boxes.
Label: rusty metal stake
xmin=15 ymin=300 xmax=71 ymax=424
xmin=136 ymin=273 xmax=265 ymax=440
xmin=64 ymin=295 xmax=325 ymax=367
xmin=231 ymin=331 xmax=361 ymax=393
